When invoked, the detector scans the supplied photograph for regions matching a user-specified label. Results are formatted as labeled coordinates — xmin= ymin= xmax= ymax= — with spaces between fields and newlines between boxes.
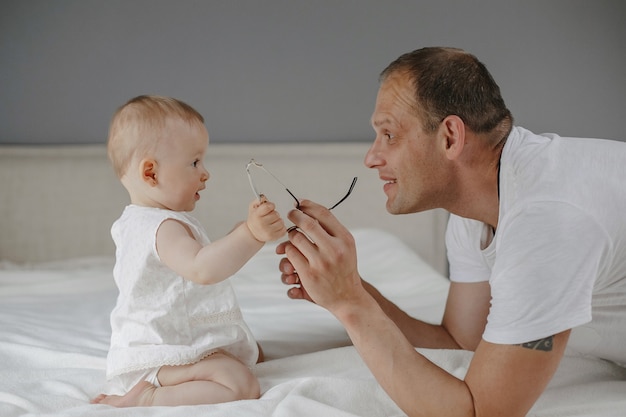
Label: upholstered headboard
xmin=0 ymin=143 xmax=449 ymax=275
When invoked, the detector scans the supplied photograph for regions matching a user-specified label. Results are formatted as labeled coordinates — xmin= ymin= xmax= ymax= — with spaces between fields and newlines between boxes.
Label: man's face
xmin=365 ymin=73 xmax=447 ymax=215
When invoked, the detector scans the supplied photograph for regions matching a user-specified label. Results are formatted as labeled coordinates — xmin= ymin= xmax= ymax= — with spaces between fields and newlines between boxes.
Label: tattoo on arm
xmin=516 ymin=335 xmax=554 ymax=351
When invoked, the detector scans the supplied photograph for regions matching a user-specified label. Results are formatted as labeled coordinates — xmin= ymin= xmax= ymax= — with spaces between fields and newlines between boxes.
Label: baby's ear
xmin=140 ymin=158 xmax=158 ymax=186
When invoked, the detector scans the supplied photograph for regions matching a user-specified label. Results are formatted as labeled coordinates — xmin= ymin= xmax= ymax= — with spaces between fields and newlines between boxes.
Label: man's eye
xmin=385 ymin=133 xmax=395 ymax=141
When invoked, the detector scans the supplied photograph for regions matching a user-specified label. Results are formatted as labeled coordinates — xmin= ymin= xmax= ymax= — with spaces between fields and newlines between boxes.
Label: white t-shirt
xmin=106 ymin=205 xmax=258 ymax=379
xmin=446 ymin=126 xmax=626 ymax=365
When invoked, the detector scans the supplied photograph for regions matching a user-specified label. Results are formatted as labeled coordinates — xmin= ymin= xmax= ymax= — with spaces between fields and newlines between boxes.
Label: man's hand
xmin=276 ymin=253 xmax=315 ymax=301
xmin=275 ymin=199 xmax=364 ymax=312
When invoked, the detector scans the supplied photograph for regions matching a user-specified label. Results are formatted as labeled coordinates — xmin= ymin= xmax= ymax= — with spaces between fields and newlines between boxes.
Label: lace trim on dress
xmin=189 ymin=308 xmax=243 ymax=325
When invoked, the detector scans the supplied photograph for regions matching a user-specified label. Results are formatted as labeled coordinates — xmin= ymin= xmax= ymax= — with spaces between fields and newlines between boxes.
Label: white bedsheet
xmin=1 ymin=229 xmax=624 ymax=417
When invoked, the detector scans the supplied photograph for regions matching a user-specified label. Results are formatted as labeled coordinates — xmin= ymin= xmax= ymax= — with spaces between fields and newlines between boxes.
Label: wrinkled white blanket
xmin=1 ymin=229 xmax=625 ymax=417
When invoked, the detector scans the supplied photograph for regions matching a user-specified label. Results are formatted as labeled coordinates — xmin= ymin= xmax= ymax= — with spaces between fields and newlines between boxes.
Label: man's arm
xmin=337 ymin=289 xmax=569 ymax=417
xmin=280 ymin=240 xmax=490 ymax=351
xmin=361 ymin=279 xmax=461 ymax=349
xmin=441 ymin=281 xmax=492 ymax=351
xmin=281 ymin=200 xmax=568 ymax=417
xmin=465 ymin=331 xmax=569 ymax=416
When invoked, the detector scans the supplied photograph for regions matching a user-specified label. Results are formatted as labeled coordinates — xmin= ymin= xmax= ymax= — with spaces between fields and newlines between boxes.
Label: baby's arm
xmin=157 ymin=197 xmax=285 ymax=285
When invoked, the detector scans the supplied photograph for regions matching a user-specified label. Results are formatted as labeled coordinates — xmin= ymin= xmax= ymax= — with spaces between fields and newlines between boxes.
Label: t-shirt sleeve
xmin=446 ymin=214 xmax=492 ymax=283
xmin=484 ymin=202 xmax=605 ymax=345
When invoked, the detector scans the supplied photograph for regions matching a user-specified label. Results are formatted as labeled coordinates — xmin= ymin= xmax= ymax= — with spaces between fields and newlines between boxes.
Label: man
xmin=276 ymin=47 xmax=626 ymax=417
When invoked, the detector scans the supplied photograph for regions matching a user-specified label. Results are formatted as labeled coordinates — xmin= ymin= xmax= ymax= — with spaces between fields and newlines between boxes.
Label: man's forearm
xmin=334 ymin=290 xmax=475 ymax=417
xmin=361 ymin=280 xmax=461 ymax=349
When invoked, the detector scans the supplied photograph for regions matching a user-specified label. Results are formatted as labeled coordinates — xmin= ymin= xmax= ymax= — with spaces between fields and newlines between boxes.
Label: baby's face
xmin=152 ymin=118 xmax=210 ymax=211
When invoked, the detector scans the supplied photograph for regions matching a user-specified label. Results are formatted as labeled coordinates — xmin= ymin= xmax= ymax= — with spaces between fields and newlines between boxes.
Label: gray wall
xmin=1 ymin=0 xmax=625 ymax=145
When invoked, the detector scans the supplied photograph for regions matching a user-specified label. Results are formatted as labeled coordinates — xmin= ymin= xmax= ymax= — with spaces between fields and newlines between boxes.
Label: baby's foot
xmin=90 ymin=393 xmax=107 ymax=404
xmin=90 ymin=381 xmax=156 ymax=407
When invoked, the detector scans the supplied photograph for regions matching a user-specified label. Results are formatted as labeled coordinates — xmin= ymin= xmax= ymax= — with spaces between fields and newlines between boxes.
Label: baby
xmin=92 ymin=95 xmax=285 ymax=407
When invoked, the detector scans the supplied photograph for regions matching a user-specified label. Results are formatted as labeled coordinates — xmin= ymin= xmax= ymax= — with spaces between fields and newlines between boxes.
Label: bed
xmin=1 ymin=143 xmax=625 ymax=417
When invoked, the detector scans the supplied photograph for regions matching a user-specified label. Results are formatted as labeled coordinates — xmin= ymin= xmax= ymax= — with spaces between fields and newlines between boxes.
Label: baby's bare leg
xmin=91 ymin=352 xmax=260 ymax=407
xmin=93 ymin=352 xmax=259 ymax=407
xmin=155 ymin=352 xmax=259 ymax=405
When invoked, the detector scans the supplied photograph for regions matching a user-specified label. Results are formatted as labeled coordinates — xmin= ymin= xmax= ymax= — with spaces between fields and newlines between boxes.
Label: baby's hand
xmin=246 ymin=195 xmax=286 ymax=242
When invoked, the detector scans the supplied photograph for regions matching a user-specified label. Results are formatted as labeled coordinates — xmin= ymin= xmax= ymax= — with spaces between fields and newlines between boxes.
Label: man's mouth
xmin=382 ymin=178 xmax=397 ymax=194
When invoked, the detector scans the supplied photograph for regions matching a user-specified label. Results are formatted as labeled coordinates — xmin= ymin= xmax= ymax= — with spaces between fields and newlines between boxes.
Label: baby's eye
xmin=192 ymin=159 xmax=199 ymax=167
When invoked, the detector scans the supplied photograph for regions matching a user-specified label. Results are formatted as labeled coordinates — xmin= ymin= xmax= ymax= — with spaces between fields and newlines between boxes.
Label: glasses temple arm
xmin=328 ymin=177 xmax=358 ymax=210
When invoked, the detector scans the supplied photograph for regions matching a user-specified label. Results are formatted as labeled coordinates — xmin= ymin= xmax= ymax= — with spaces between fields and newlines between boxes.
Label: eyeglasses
xmin=245 ymin=159 xmax=357 ymax=211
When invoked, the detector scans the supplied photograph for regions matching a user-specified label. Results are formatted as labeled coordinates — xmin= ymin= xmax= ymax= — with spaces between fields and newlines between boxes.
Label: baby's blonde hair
xmin=107 ymin=95 xmax=205 ymax=178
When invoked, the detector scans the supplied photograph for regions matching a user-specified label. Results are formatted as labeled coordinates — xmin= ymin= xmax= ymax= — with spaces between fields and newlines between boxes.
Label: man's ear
xmin=140 ymin=159 xmax=158 ymax=186
xmin=440 ymin=115 xmax=465 ymax=161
